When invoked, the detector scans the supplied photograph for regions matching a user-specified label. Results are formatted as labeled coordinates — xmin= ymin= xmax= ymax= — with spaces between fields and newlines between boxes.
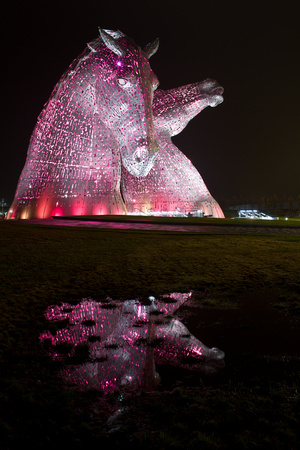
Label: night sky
xmin=2 ymin=0 xmax=299 ymax=207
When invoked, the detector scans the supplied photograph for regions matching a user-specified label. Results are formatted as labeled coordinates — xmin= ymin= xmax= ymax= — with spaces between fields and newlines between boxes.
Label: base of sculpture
xmin=7 ymin=140 xmax=224 ymax=219
xmin=7 ymin=133 xmax=224 ymax=219
xmin=7 ymin=199 xmax=223 ymax=219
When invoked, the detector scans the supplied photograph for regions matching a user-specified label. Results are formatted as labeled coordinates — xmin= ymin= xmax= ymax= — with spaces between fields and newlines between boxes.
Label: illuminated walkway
xmin=11 ymin=218 xmax=300 ymax=235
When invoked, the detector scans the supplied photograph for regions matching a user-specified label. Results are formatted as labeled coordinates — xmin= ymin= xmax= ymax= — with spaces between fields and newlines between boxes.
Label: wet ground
xmin=10 ymin=218 xmax=300 ymax=235
xmin=143 ymin=289 xmax=300 ymax=412
xmin=2 ymin=219 xmax=299 ymax=447
xmin=40 ymin=293 xmax=225 ymax=394
xmin=177 ymin=290 xmax=300 ymax=357
xmin=39 ymin=288 xmax=300 ymax=398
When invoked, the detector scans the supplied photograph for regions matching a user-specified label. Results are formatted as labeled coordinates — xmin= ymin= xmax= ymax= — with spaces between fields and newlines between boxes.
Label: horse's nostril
xmin=214 ymin=87 xmax=224 ymax=95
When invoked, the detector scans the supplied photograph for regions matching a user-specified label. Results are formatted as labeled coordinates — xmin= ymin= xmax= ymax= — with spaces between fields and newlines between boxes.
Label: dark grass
xmin=0 ymin=221 xmax=300 ymax=449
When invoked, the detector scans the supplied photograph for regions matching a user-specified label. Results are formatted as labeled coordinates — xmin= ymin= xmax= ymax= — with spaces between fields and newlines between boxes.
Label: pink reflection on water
xmin=40 ymin=292 xmax=224 ymax=392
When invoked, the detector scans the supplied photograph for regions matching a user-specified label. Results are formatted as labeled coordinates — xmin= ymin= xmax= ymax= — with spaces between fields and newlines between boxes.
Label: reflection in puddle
xmin=40 ymin=293 xmax=224 ymax=392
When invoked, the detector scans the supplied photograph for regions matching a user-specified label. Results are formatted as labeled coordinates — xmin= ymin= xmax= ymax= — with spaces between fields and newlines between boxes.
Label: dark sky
xmin=2 ymin=0 xmax=299 ymax=206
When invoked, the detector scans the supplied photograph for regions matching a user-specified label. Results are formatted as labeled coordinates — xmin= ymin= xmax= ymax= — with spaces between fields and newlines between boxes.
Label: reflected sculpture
xmin=8 ymin=29 xmax=224 ymax=220
xmin=40 ymin=293 xmax=225 ymax=392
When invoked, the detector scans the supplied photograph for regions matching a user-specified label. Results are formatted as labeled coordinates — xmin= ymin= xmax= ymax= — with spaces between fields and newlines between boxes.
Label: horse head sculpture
xmin=7 ymin=28 xmax=224 ymax=219
xmin=95 ymin=29 xmax=160 ymax=177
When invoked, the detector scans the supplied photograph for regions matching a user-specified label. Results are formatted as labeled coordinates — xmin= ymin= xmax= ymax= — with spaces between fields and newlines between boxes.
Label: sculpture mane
xmin=7 ymin=28 xmax=224 ymax=219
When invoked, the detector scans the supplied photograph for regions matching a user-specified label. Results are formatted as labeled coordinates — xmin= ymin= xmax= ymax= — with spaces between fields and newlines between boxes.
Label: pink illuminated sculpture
xmin=40 ymin=293 xmax=225 ymax=392
xmin=8 ymin=29 xmax=224 ymax=219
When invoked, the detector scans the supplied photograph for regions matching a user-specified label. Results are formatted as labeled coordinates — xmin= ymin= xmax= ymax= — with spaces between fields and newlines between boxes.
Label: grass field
xmin=1 ymin=220 xmax=299 ymax=449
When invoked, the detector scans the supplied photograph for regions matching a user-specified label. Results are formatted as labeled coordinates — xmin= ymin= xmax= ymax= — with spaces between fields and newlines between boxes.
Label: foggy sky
xmin=2 ymin=0 xmax=299 ymax=206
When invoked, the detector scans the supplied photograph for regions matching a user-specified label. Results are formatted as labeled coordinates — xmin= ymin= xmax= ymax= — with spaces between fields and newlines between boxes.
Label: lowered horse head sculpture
xmin=95 ymin=29 xmax=160 ymax=177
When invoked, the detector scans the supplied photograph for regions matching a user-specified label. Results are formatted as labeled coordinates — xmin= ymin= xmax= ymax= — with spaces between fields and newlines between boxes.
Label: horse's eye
xmin=117 ymin=78 xmax=130 ymax=88
xmin=150 ymin=73 xmax=159 ymax=91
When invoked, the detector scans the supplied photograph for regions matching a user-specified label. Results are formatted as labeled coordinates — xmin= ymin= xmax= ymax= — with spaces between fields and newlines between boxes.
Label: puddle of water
xmin=40 ymin=292 xmax=225 ymax=393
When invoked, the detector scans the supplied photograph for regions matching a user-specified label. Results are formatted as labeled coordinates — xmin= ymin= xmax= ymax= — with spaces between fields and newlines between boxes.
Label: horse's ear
xmin=144 ymin=38 xmax=159 ymax=59
xmin=99 ymin=28 xmax=127 ymax=57
xmin=103 ymin=29 xmax=126 ymax=39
